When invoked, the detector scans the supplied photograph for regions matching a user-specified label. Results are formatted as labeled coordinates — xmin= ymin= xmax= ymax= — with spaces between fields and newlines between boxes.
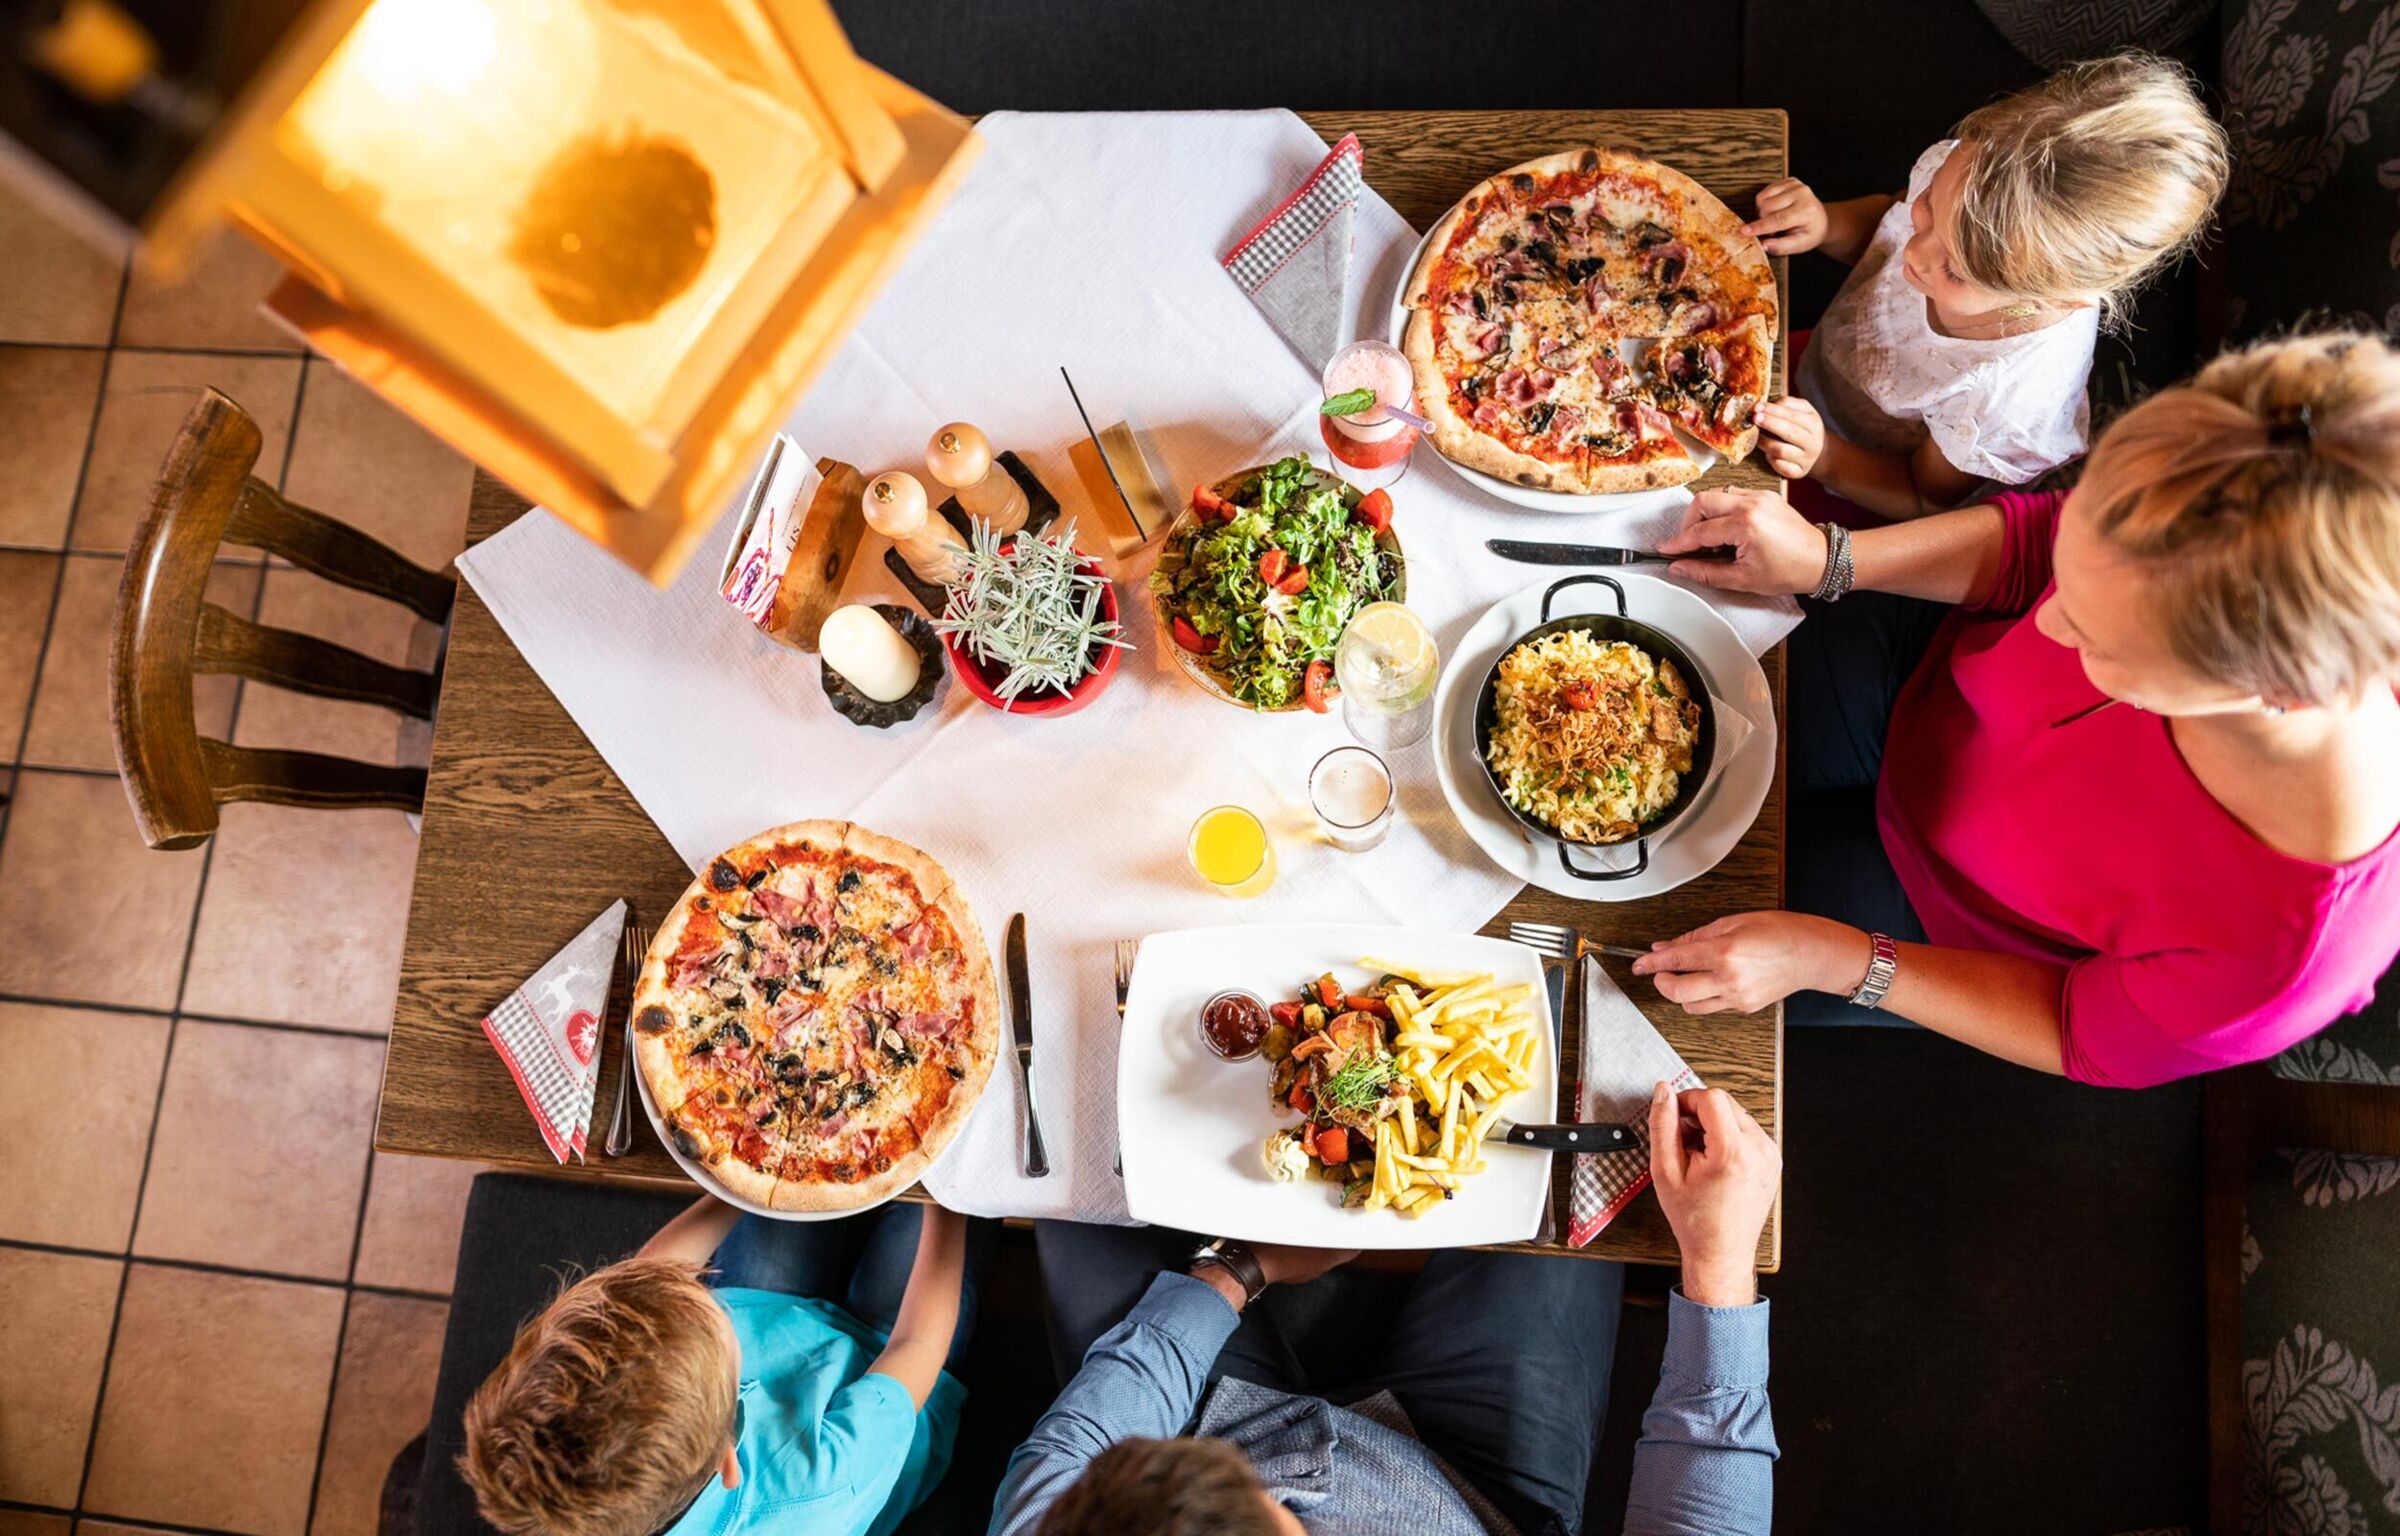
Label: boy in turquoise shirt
xmin=462 ymin=1194 xmax=988 ymax=1536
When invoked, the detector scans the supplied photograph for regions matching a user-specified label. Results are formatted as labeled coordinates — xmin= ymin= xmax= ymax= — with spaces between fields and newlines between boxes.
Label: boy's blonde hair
xmin=1947 ymin=53 xmax=2228 ymax=323
xmin=460 ymin=1257 xmax=739 ymax=1536
xmin=2076 ymin=332 xmax=2400 ymax=709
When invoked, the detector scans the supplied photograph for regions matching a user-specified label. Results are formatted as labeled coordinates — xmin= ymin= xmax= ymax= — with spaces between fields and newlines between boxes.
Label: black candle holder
xmin=819 ymin=604 xmax=946 ymax=729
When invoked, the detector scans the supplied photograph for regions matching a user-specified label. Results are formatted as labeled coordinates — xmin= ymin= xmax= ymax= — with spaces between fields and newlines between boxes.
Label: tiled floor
xmin=0 ymin=178 xmax=484 ymax=1536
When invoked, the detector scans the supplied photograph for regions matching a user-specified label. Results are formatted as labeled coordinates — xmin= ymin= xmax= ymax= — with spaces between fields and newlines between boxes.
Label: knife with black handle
xmin=1489 ymin=1118 xmax=1636 ymax=1152
xmin=1485 ymin=538 xmax=1732 ymax=566
xmin=1004 ymin=913 xmax=1050 ymax=1178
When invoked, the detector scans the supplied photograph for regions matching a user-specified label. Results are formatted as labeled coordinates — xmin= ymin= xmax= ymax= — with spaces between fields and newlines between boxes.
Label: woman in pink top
xmin=1634 ymin=333 xmax=2400 ymax=1087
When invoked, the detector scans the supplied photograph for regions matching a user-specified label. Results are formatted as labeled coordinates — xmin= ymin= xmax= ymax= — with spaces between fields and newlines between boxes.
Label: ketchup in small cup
xmin=1200 ymin=989 xmax=1271 ymax=1061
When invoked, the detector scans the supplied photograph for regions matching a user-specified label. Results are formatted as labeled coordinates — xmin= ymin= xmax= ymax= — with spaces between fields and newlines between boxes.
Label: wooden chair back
xmin=111 ymin=387 xmax=457 ymax=851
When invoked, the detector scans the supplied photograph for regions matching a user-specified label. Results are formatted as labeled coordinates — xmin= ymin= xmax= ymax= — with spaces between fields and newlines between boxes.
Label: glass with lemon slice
xmin=1334 ymin=600 xmax=1439 ymax=749
xmin=1188 ymin=805 xmax=1277 ymax=897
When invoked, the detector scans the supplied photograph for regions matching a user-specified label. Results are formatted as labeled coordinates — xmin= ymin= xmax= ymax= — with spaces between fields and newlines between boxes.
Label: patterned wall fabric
xmin=1977 ymin=0 xmax=2214 ymax=65
xmin=2240 ymin=1148 xmax=2400 ymax=1532
xmin=2222 ymin=0 xmax=2400 ymax=336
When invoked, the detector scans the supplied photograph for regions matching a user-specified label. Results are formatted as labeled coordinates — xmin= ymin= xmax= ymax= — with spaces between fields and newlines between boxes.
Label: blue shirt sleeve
xmin=1624 ymin=1292 xmax=1779 ymax=1536
xmin=988 ymin=1272 xmax=1240 ymax=1536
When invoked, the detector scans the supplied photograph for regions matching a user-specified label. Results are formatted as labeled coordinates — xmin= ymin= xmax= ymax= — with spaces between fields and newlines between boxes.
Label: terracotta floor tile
xmin=0 ymin=1246 xmax=122 ymax=1504
xmin=0 ymin=771 xmax=205 ymax=1008
xmin=281 ymin=365 xmax=474 ymax=572
xmin=180 ymin=804 xmax=420 ymax=1032
xmin=309 ymin=1293 xmax=447 ymax=1536
xmin=0 ymin=347 xmax=106 ymax=549
xmin=353 ymin=1152 xmax=480 ymax=1294
xmin=0 ymin=181 xmax=122 ymax=345
xmin=22 ymin=556 xmax=260 ymax=773
xmin=0 ymin=1003 xmax=170 ymax=1249
xmin=71 ymin=352 xmax=302 ymax=554
xmin=116 ymin=233 xmax=301 ymax=353
xmin=85 ymin=1264 xmax=344 ymax=1536
xmin=233 ymin=567 xmax=440 ymax=768
xmin=133 ymin=1021 xmax=380 ymax=1279
xmin=0 ymin=550 xmax=61 ymax=760
xmin=0 ymin=1512 xmax=70 ymax=1536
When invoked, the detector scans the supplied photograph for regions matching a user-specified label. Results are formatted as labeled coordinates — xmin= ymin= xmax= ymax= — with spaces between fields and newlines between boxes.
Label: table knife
xmin=1489 ymin=1118 xmax=1634 ymax=1153
xmin=1486 ymin=538 xmax=1730 ymax=566
xmin=1005 ymin=913 xmax=1050 ymax=1178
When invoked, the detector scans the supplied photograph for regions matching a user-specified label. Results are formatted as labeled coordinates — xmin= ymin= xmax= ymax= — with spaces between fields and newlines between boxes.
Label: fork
xmin=1111 ymin=938 xmax=1138 ymax=1176
xmin=1507 ymin=920 xmax=1649 ymax=964
xmin=602 ymin=917 xmax=654 ymax=1158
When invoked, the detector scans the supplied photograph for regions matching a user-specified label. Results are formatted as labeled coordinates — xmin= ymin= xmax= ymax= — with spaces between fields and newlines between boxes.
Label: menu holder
xmin=883 ymin=451 xmax=1063 ymax=615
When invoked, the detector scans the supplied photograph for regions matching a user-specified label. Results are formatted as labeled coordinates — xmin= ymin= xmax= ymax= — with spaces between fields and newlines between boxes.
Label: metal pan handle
xmin=1559 ymin=836 xmax=1649 ymax=882
xmin=1540 ymin=573 xmax=1630 ymax=625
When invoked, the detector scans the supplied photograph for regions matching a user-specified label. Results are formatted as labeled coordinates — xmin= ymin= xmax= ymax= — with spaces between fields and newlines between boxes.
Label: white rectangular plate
xmin=1119 ymin=924 xmax=1554 ymax=1249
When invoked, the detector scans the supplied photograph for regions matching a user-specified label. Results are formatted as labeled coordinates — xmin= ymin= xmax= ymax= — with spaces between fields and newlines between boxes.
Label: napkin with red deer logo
xmin=480 ymin=900 xmax=626 ymax=1163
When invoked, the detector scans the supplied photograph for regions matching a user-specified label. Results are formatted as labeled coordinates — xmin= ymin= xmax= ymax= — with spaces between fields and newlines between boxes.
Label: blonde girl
xmin=1747 ymin=54 xmax=2229 ymax=520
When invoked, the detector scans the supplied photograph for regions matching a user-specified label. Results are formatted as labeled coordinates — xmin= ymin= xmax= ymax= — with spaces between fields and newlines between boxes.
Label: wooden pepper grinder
xmin=924 ymin=421 xmax=1027 ymax=535
xmin=863 ymin=471 xmax=962 ymax=584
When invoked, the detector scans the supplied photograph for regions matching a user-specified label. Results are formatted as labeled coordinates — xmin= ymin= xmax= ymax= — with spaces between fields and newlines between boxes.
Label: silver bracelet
xmin=1847 ymin=931 xmax=1899 ymax=1009
xmin=1810 ymin=522 xmax=1855 ymax=602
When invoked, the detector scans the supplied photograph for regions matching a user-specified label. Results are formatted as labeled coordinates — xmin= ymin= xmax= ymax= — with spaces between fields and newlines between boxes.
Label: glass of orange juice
xmin=1188 ymin=805 xmax=1277 ymax=898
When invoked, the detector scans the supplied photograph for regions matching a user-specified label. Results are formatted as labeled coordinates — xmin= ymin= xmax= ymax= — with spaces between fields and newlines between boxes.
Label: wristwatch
xmin=1848 ymin=930 xmax=1900 ymax=1010
xmin=1188 ymin=1238 xmax=1270 ymax=1307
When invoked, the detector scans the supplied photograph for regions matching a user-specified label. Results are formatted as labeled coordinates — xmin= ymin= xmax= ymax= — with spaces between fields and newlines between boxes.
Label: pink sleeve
xmin=1964 ymin=489 xmax=2067 ymax=616
xmin=2056 ymin=939 xmax=2319 ymax=1089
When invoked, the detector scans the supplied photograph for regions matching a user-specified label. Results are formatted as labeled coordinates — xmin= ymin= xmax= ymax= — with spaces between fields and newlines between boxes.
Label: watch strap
xmin=1190 ymin=1239 xmax=1269 ymax=1305
xmin=1847 ymin=930 xmax=1900 ymax=1009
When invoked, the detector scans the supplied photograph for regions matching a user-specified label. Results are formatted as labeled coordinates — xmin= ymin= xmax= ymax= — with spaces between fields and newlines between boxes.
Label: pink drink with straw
xmin=1320 ymin=338 xmax=1420 ymax=469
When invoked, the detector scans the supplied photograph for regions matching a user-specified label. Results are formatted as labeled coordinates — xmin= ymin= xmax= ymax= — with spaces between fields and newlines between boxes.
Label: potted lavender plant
xmin=933 ymin=520 xmax=1129 ymax=715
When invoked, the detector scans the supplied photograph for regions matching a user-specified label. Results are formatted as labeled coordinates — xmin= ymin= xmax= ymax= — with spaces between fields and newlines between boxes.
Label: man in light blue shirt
xmin=994 ymin=1081 xmax=1781 ymax=1536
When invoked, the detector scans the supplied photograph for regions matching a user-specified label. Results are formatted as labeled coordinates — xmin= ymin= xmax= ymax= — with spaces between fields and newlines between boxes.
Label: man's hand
xmin=1648 ymin=1082 xmax=1781 ymax=1308
xmin=1738 ymin=178 xmax=1828 ymax=255
xmin=1632 ymin=911 xmax=1870 ymax=1015
xmin=1656 ymin=489 xmax=1829 ymax=597
xmin=1755 ymin=397 xmax=1825 ymax=482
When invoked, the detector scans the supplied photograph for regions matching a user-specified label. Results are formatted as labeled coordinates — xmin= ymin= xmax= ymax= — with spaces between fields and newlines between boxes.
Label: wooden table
xmin=381 ymin=108 xmax=1788 ymax=1271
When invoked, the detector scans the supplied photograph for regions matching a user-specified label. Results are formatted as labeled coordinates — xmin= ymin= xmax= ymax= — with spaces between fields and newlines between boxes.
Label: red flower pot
xmin=941 ymin=553 xmax=1124 ymax=717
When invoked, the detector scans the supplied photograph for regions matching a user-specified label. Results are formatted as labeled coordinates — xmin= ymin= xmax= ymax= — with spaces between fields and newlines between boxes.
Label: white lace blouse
xmin=1792 ymin=140 xmax=2098 ymax=486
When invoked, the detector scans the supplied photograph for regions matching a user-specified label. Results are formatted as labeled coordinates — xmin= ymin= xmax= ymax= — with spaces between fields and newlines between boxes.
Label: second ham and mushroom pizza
xmin=1401 ymin=147 xmax=1778 ymax=494
xmin=632 ymin=819 xmax=998 ymax=1213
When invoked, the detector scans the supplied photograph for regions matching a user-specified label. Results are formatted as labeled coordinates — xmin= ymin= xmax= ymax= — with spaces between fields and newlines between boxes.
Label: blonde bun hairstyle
xmin=1947 ymin=52 xmax=2229 ymax=324
xmin=2076 ymin=333 xmax=2400 ymax=709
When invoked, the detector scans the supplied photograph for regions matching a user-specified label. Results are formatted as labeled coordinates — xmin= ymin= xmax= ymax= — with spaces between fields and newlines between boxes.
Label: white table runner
xmin=456 ymin=110 xmax=1800 ymax=1223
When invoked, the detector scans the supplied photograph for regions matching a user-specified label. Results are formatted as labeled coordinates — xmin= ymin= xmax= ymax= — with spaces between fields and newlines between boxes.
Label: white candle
xmin=925 ymin=421 xmax=1028 ymax=535
xmin=820 ymin=605 xmax=922 ymax=704
xmin=862 ymin=471 xmax=960 ymax=584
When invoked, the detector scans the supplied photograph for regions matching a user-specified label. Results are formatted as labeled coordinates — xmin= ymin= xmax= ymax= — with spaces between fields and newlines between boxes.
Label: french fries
xmin=1357 ymin=962 xmax=1543 ymax=1217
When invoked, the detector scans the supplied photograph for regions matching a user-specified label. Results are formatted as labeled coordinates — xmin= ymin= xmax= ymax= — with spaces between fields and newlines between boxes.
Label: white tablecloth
xmin=456 ymin=110 xmax=1800 ymax=1222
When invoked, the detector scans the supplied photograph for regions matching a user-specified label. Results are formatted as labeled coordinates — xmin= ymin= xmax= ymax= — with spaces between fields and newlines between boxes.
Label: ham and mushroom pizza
xmin=1401 ymin=147 xmax=1778 ymax=494
xmin=632 ymin=819 xmax=998 ymax=1213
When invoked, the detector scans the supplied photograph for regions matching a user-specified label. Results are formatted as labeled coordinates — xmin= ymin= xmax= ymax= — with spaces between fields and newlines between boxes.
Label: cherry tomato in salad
xmin=1354 ymin=487 xmax=1394 ymax=532
xmin=1258 ymin=548 xmax=1289 ymax=586
xmin=1170 ymin=615 xmax=1219 ymax=654
xmin=1302 ymin=660 xmax=1335 ymax=714
xmin=1273 ymin=565 xmax=1310 ymax=596
xmin=1192 ymin=484 xmax=1238 ymax=522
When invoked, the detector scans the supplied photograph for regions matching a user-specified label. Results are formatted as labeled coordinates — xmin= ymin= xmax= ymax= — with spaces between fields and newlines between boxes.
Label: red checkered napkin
xmin=1222 ymin=131 xmax=1363 ymax=371
xmin=481 ymin=900 xmax=625 ymax=1163
xmin=1568 ymin=959 xmax=1702 ymax=1248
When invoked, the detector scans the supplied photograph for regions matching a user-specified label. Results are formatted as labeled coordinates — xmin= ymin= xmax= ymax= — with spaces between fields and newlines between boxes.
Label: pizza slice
xmin=1644 ymin=313 xmax=1772 ymax=457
